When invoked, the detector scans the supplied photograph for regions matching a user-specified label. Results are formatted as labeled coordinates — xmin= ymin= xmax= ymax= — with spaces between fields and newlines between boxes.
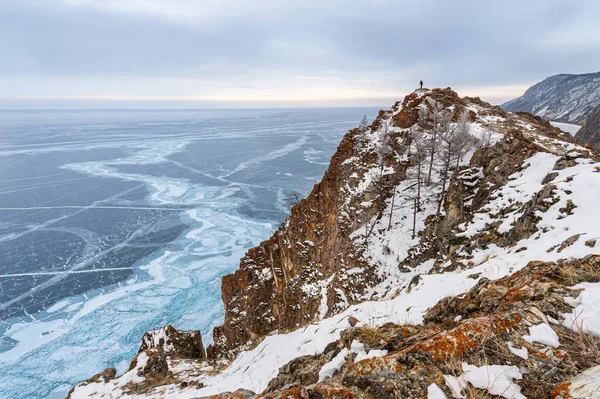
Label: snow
xmin=563 ymin=282 xmax=600 ymax=337
xmin=460 ymin=363 xmax=526 ymax=399
xmin=444 ymin=374 xmax=467 ymax=399
xmin=427 ymin=383 xmax=448 ymax=399
xmin=70 ymin=352 xmax=149 ymax=399
xmin=318 ymin=348 xmax=348 ymax=382
xmin=523 ymin=323 xmax=560 ymax=347
xmin=460 ymin=152 xmax=559 ymax=237
xmin=106 ymin=252 xmax=529 ymax=398
xmin=507 ymin=342 xmax=528 ymax=360
xmin=351 ymin=340 xmax=388 ymax=363
xmin=65 ymin=92 xmax=600 ymax=399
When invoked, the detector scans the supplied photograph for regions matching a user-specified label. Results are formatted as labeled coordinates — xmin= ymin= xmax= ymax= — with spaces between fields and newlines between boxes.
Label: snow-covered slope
xmin=502 ymin=71 xmax=600 ymax=124
xmin=68 ymin=89 xmax=600 ymax=399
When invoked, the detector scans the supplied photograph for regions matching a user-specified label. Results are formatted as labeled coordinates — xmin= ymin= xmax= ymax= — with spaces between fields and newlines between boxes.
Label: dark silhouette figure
xmin=419 ymin=80 xmax=423 ymax=89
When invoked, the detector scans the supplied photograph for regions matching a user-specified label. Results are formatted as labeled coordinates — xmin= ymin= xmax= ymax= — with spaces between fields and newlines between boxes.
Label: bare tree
xmin=479 ymin=120 xmax=496 ymax=148
xmin=359 ymin=115 xmax=370 ymax=132
xmin=355 ymin=115 xmax=371 ymax=151
xmin=363 ymin=124 xmax=395 ymax=242
xmin=424 ymin=98 xmax=449 ymax=185
xmin=454 ymin=110 xmax=475 ymax=169
xmin=418 ymin=103 xmax=430 ymax=129
xmin=409 ymin=129 xmax=428 ymax=238
xmin=377 ymin=124 xmax=392 ymax=178
xmin=283 ymin=190 xmax=305 ymax=210
xmin=435 ymin=110 xmax=473 ymax=215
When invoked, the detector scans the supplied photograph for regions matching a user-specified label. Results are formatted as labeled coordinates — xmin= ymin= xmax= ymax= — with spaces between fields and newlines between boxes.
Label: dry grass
xmin=558 ymin=258 xmax=600 ymax=285
xmin=559 ymin=313 xmax=600 ymax=370
xmin=355 ymin=324 xmax=395 ymax=347
xmin=352 ymin=321 xmax=420 ymax=348
xmin=123 ymin=372 xmax=178 ymax=395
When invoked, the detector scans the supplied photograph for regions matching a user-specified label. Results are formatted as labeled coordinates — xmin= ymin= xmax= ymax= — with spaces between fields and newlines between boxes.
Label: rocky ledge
xmin=68 ymin=88 xmax=600 ymax=398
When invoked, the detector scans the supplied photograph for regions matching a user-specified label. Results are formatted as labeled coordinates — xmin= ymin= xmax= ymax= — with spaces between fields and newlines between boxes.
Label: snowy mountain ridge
xmin=502 ymin=71 xmax=600 ymax=124
xmin=68 ymin=88 xmax=600 ymax=399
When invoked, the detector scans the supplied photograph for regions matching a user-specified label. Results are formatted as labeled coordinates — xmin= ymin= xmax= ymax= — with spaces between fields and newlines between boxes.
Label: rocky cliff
xmin=68 ymin=88 xmax=600 ymax=399
xmin=502 ymin=71 xmax=600 ymax=124
xmin=576 ymin=104 xmax=600 ymax=147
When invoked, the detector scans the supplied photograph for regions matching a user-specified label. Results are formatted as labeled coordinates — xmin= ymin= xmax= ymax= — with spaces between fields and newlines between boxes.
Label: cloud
xmin=1 ymin=0 xmax=599 ymax=107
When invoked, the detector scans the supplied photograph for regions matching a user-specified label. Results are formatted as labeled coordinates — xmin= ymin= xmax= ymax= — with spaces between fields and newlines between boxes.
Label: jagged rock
xmin=256 ymin=384 xmax=309 ymax=399
xmin=266 ymin=354 xmax=328 ymax=392
xmin=66 ymin=368 xmax=116 ymax=398
xmin=212 ymin=87 xmax=567 ymax=358
xmin=129 ymin=348 xmax=169 ymax=378
xmin=140 ymin=324 xmax=206 ymax=359
xmin=201 ymin=389 xmax=256 ymax=399
xmin=308 ymin=382 xmax=355 ymax=399
xmin=212 ymin=94 xmax=411 ymax=356
xmin=66 ymin=87 xmax=600 ymax=399
xmin=576 ymin=104 xmax=600 ymax=147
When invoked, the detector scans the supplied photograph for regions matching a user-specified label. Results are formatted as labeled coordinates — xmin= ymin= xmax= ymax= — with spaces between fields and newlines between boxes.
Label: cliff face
xmin=211 ymin=89 xmax=578 ymax=358
xmin=502 ymin=71 xmax=600 ymax=124
xmin=68 ymin=88 xmax=600 ymax=399
xmin=576 ymin=104 xmax=600 ymax=147
xmin=210 ymin=96 xmax=413 ymax=356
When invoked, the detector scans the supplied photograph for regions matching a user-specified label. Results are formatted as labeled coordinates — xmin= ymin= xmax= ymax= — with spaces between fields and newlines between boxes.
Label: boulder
xmin=129 ymin=348 xmax=168 ymax=378
xmin=139 ymin=324 xmax=206 ymax=359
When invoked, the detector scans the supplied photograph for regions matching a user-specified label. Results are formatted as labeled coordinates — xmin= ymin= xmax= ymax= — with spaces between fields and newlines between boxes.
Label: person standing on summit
xmin=420 ymin=80 xmax=423 ymax=89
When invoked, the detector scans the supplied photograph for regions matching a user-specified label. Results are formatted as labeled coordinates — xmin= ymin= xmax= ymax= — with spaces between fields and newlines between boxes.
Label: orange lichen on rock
xmin=403 ymin=313 xmax=522 ymax=361
xmin=310 ymin=382 xmax=355 ymax=399
xmin=255 ymin=384 xmax=309 ymax=399
xmin=207 ymin=390 xmax=256 ymax=399
xmin=344 ymin=354 xmax=403 ymax=377
xmin=550 ymin=381 xmax=573 ymax=399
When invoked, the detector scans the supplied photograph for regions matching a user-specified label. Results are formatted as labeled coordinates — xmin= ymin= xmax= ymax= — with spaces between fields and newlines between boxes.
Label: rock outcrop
xmin=211 ymin=88 xmax=580 ymax=358
xmin=502 ymin=71 xmax=600 ymax=124
xmin=210 ymin=95 xmax=414 ymax=357
xmin=576 ymin=104 xmax=600 ymax=147
xmin=140 ymin=325 xmax=206 ymax=360
xmin=67 ymin=88 xmax=600 ymax=399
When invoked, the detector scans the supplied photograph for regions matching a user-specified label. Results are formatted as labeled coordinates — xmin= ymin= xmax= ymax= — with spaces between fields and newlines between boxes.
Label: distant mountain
xmin=502 ymin=71 xmax=600 ymax=124
xmin=576 ymin=104 xmax=600 ymax=146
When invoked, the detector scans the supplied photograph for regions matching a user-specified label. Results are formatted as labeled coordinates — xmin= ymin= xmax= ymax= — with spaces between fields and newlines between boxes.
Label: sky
xmin=1 ymin=0 xmax=599 ymax=108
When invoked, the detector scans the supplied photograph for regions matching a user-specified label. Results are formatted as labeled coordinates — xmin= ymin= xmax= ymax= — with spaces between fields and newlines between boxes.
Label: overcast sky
xmin=1 ymin=0 xmax=599 ymax=108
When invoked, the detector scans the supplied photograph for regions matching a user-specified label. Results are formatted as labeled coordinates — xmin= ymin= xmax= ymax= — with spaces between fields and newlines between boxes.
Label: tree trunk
xmin=412 ymin=161 xmax=422 ymax=239
xmin=426 ymin=131 xmax=437 ymax=185
xmin=436 ymin=154 xmax=451 ymax=215
xmin=412 ymin=197 xmax=417 ymax=239
xmin=388 ymin=187 xmax=396 ymax=230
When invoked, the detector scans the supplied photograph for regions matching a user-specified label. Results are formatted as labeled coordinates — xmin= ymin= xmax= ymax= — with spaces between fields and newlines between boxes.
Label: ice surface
xmin=0 ymin=108 xmax=376 ymax=398
xmin=550 ymin=121 xmax=581 ymax=135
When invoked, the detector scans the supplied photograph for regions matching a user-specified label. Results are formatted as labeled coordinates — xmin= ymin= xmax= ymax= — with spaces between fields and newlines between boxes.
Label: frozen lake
xmin=0 ymin=107 xmax=376 ymax=398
